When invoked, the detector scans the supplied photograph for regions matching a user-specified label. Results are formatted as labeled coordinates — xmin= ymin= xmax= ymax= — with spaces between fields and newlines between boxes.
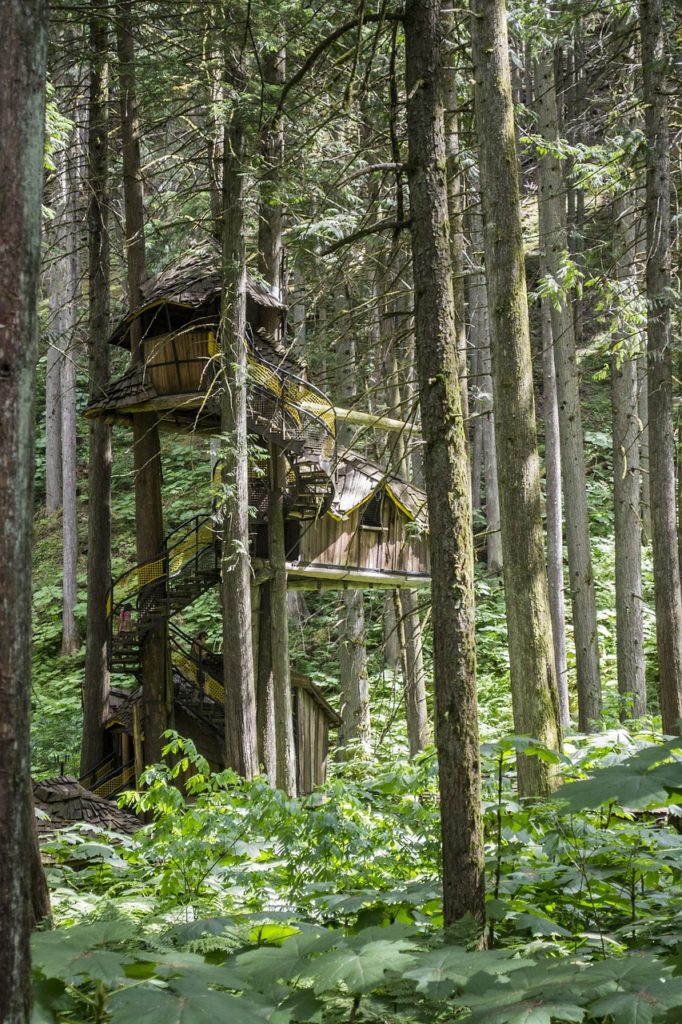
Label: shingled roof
xmin=109 ymin=242 xmax=289 ymax=348
xmin=330 ymin=451 xmax=429 ymax=532
xmin=33 ymin=776 xmax=140 ymax=836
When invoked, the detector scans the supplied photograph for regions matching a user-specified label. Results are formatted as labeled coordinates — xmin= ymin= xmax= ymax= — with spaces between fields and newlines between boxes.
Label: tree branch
xmin=321 ymin=218 xmax=410 ymax=255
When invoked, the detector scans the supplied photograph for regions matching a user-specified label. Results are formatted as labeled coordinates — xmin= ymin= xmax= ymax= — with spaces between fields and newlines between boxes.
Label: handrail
xmin=106 ymin=511 xmax=217 ymax=633
xmin=245 ymin=325 xmax=336 ymax=465
xmin=168 ymin=622 xmax=224 ymax=705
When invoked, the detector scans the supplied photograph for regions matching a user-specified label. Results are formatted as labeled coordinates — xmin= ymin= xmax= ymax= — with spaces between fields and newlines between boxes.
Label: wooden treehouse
xmin=82 ymin=246 xmax=430 ymax=797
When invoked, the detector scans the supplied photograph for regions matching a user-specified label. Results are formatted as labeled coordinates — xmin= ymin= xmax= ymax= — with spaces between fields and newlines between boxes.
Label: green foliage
xmin=35 ymin=732 xmax=682 ymax=1022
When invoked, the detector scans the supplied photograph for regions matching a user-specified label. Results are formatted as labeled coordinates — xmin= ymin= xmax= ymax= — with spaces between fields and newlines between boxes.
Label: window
xmin=360 ymin=491 xmax=385 ymax=530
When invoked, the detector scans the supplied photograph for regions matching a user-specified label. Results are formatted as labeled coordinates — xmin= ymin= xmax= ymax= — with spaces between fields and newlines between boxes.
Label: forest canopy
xmin=1 ymin=0 xmax=682 ymax=1021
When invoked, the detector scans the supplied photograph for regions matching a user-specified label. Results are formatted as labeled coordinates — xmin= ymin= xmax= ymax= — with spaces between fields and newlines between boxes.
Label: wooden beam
xmin=285 ymin=560 xmax=430 ymax=590
xmin=333 ymin=406 xmax=419 ymax=435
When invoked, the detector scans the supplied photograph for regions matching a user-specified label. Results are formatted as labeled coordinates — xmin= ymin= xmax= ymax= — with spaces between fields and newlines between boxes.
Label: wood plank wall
xmin=299 ymin=502 xmax=430 ymax=576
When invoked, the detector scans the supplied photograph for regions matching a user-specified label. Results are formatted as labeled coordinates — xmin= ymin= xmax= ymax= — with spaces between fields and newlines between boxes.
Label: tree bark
xmin=257 ymin=46 xmax=296 ymax=792
xmin=335 ymin=290 xmax=371 ymax=757
xmin=405 ymin=0 xmax=485 ymax=928
xmin=611 ymin=191 xmax=646 ymax=719
xmin=535 ymin=53 xmax=601 ymax=731
xmin=337 ymin=588 xmax=371 ymax=758
xmin=255 ymin=583 xmax=276 ymax=777
xmin=468 ymin=201 xmax=502 ymax=574
xmin=116 ymin=0 xmax=170 ymax=764
xmin=46 ymin=138 xmax=79 ymax=656
xmin=399 ymin=588 xmax=430 ymax=755
xmin=220 ymin=96 xmax=259 ymax=779
xmin=471 ymin=1 xmax=561 ymax=795
xmin=269 ymin=446 xmax=297 ymax=793
xmin=45 ymin=295 xmax=62 ymax=513
xmin=81 ymin=0 xmax=112 ymax=776
xmin=0 ymin=0 xmax=47 ymax=1016
xmin=59 ymin=139 xmax=80 ymax=657
xmin=541 ymin=298 xmax=570 ymax=729
xmin=639 ymin=0 xmax=682 ymax=734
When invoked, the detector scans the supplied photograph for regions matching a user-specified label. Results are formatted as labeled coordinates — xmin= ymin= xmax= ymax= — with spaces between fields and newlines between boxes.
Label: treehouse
xmin=82 ymin=245 xmax=430 ymax=795
xmin=80 ymin=625 xmax=340 ymax=799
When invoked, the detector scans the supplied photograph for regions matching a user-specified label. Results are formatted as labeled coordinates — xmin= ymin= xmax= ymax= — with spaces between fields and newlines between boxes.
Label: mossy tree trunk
xmin=258 ymin=46 xmax=297 ymax=792
xmin=535 ymin=54 xmax=601 ymax=731
xmin=405 ymin=0 xmax=485 ymax=928
xmin=0 ymin=0 xmax=47 ymax=1015
xmin=81 ymin=0 xmax=112 ymax=776
xmin=220 ymin=87 xmax=259 ymax=778
xmin=639 ymin=0 xmax=682 ymax=734
xmin=116 ymin=0 xmax=170 ymax=765
xmin=611 ymin=189 xmax=646 ymax=720
xmin=471 ymin=1 xmax=561 ymax=794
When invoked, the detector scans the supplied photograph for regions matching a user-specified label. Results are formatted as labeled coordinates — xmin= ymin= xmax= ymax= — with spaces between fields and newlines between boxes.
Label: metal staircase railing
xmin=245 ymin=327 xmax=336 ymax=518
xmin=80 ymin=755 xmax=136 ymax=800
xmin=106 ymin=513 xmax=219 ymax=674
xmin=168 ymin=622 xmax=225 ymax=705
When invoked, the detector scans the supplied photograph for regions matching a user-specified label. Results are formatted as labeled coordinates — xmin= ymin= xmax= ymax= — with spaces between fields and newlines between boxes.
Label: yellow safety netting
xmin=108 ymin=519 xmax=215 ymax=623
xmin=92 ymin=762 xmax=135 ymax=799
xmin=173 ymin=650 xmax=224 ymax=705
xmin=246 ymin=352 xmax=336 ymax=442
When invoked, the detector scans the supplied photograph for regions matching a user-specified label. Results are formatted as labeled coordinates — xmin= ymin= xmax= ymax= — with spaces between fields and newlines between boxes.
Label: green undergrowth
xmin=34 ymin=730 xmax=682 ymax=1022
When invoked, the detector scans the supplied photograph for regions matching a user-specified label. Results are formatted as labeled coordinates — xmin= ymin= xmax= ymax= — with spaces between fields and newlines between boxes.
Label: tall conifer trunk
xmin=116 ymin=0 xmax=169 ymax=763
xmin=611 ymin=190 xmax=646 ymax=719
xmin=258 ymin=46 xmax=297 ymax=792
xmin=220 ymin=81 xmax=259 ymax=777
xmin=405 ymin=0 xmax=484 ymax=928
xmin=81 ymin=0 xmax=112 ymax=774
xmin=639 ymin=0 xmax=682 ymax=733
xmin=541 ymin=298 xmax=570 ymax=728
xmin=535 ymin=54 xmax=601 ymax=731
xmin=0 ymin=0 xmax=47 ymax=1015
xmin=471 ymin=0 xmax=561 ymax=794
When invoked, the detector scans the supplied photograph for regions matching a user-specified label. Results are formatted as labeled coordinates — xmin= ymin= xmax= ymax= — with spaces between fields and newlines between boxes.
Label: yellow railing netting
xmin=173 ymin=649 xmax=224 ymax=705
xmin=246 ymin=353 xmax=336 ymax=436
xmin=108 ymin=520 xmax=215 ymax=622
xmin=92 ymin=762 xmax=135 ymax=799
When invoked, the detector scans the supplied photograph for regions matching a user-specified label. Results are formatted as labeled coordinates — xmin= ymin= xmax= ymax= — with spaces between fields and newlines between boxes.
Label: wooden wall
xmin=298 ymin=501 xmax=430 ymax=577
xmin=294 ymin=688 xmax=330 ymax=794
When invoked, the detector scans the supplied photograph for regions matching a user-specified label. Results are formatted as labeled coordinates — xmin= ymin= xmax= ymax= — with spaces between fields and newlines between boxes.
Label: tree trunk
xmin=471 ymin=1 xmax=561 ymax=795
xmin=269 ymin=446 xmax=297 ymax=793
xmin=638 ymin=353 xmax=652 ymax=542
xmin=639 ymin=0 xmax=682 ymax=734
xmin=255 ymin=583 xmax=276 ymax=778
xmin=116 ymin=0 xmax=170 ymax=764
xmin=47 ymin=139 xmax=79 ymax=656
xmin=535 ymin=54 xmax=601 ymax=731
xmin=0 ymin=0 xmax=47 ymax=1016
xmin=468 ymin=202 xmax=503 ymax=574
xmin=405 ymin=0 xmax=485 ymax=928
xmin=257 ymin=46 xmax=296 ymax=792
xmin=221 ymin=98 xmax=259 ymax=778
xmin=337 ymin=588 xmax=371 ymax=758
xmin=611 ymin=191 xmax=646 ymax=720
xmin=399 ymin=588 xmax=430 ymax=755
xmin=541 ymin=298 xmax=570 ymax=729
xmin=45 ymin=302 xmax=62 ymax=513
xmin=81 ymin=0 xmax=112 ymax=776
xmin=59 ymin=144 xmax=80 ymax=656
xmin=335 ymin=290 xmax=371 ymax=757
